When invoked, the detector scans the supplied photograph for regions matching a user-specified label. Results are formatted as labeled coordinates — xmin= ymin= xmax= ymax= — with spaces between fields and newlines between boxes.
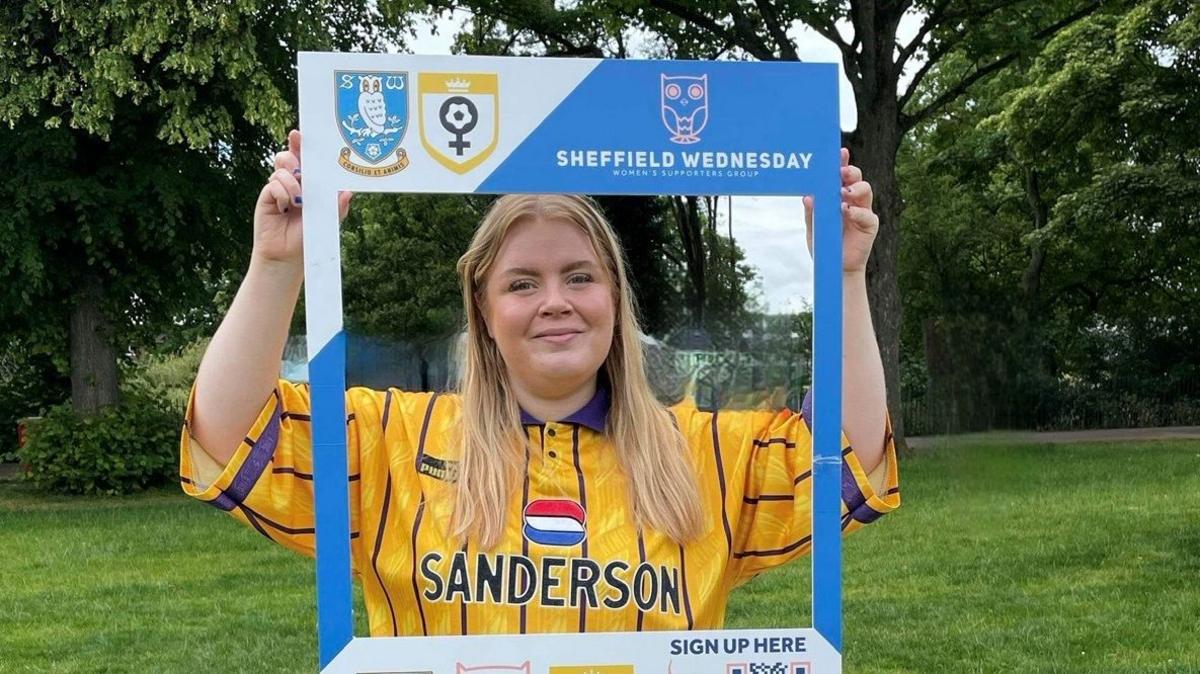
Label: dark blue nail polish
xmin=293 ymin=167 xmax=301 ymax=175
xmin=295 ymin=195 xmax=303 ymax=205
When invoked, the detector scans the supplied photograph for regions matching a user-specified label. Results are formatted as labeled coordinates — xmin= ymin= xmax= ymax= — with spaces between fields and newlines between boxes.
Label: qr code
xmin=728 ymin=664 xmax=809 ymax=674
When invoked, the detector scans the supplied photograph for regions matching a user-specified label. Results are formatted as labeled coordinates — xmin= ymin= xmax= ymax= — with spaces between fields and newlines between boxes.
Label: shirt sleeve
xmin=178 ymin=380 xmax=387 ymax=571
xmin=726 ymin=390 xmax=901 ymax=585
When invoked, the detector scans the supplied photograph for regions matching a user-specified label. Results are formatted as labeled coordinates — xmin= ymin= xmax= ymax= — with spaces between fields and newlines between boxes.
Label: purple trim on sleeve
xmin=802 ymin=388 xmax=886 ymax=524
xmin=181 ymin=475 xmax=239 ymax=512
xmin=222 ymin=400 xmax=282 ymax=506
xmin=841 ymin=460 xmax=885 ymax=524
xmin=209 ymin=491 xmax=238 ymax=512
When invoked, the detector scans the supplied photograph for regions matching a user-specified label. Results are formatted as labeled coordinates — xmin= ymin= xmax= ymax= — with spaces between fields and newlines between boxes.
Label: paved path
xmin=908 ymin=426 xmax=1200 ymax=448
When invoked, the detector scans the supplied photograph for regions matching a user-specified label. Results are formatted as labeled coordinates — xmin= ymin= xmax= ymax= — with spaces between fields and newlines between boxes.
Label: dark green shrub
xmin=0 ymin=340 xmax=69 ymax=463
xmin=18 ymin=395 xmax=180 ymax=495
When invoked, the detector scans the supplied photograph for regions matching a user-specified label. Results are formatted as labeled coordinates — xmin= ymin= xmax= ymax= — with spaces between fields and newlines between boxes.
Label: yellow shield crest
xmin=418 ymin=72 xmax=499 ymax=174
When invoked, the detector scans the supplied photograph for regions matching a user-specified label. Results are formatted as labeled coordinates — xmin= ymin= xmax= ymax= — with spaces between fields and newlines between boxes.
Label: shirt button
xmin=548 ymin=450 xmax=558 ymax=459
xmin=547 ymin=428 xmax=556 ymax=437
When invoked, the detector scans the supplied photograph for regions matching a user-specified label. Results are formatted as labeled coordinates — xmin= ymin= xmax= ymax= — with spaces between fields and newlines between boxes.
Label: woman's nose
xmin=539 ymin=283 xmax=572 ymax=316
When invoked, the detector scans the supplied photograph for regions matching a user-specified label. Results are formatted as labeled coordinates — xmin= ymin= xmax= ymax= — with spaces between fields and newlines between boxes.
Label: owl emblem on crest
xmin=661 ymin=74 xmax=709 ymax=144
xmin=357 ymin=75 xmax=387 ymax=134
xmin=336 ymin=70 xmax=410 ymax=176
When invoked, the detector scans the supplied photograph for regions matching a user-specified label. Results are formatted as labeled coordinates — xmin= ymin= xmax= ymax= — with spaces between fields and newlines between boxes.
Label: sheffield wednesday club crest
xmin=336 ymin=71 xmax=410 ymax=176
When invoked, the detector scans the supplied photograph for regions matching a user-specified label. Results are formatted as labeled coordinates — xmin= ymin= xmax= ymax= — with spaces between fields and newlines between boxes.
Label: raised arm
xmin=804 ymin=148 xmax=887 ymax=474
xmin=190 ymin=130 xmax=352 ymax=466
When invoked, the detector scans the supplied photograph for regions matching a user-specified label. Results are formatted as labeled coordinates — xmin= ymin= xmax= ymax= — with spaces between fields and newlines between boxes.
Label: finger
xmin=273 ymin=150 xmax=299 ymax=174
xmin=338 ymin=190 xmax=354 ymax=221
xmin=271 ymin=168 xmax=303 ymax=206
xmin=840 ymin=164 xmax=862 ymax=186
xmin=842 ymin=180 xmax=873 ymax=209
xmin=264 ymin=181 xmax=293 ymax=215
xmin=843 ymin=203 xmax=879 ymax=234
xmin=841 ymin=147 xmax=850 ymax=168
xmin=289 ymin=129 xmax=302 ymax=163
xmin=802 ymin=196 xmax=814 ymax=257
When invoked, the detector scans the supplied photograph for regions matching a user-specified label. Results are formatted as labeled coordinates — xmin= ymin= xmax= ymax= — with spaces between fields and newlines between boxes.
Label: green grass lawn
xmin=2 ymin=439 xmax=1198 ymax=673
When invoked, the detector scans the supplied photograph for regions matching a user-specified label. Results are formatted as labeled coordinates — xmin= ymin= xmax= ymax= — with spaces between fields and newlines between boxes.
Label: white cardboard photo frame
xmin=297 ymin=52 xmax=845 ymax=673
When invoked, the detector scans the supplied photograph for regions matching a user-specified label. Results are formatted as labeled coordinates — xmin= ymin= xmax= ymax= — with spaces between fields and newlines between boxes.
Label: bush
xmin=124 ymin=338 xmax=209 ymax=413
xmin=0 ymin=339 xmax=69 ymax=463
xmin=18 ymin=394 xmax=181 ymax=495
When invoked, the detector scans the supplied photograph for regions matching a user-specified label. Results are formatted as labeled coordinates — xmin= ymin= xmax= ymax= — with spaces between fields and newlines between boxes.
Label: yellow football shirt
xmin=180 ymin=381 xmax=900 ymax=637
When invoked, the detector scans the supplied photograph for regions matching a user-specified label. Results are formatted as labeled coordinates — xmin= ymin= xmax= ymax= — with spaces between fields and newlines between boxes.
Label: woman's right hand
xmin=253 ymin=129 xmax=354 ymax=267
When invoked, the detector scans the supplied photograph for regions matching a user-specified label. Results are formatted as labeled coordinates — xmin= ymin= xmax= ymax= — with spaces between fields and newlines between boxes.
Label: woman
xmin=181 ymin=130 xmax=900 ymax=637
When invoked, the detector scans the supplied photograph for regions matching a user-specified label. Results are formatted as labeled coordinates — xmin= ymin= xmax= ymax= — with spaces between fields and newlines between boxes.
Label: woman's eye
xmin=509 ymin=280 xmax=535 ymax=292
xmin=567 ymin=273 xmax=593 ymax=284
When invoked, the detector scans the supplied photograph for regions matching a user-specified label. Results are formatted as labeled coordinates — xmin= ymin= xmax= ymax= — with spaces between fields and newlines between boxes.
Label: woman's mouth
xmin=535 ymin=330 xmax=582 ymax=344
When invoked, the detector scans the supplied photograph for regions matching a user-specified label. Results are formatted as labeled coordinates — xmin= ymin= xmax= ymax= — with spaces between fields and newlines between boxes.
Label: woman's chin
xmin=527 ymin=351 xmax=600 ymax=381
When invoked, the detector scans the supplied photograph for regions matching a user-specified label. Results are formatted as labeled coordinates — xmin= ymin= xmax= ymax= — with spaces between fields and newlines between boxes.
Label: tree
xmin=0 ymin=0 xmax=414 ymax=414
xmin=427 ymin=0 xmax=1116 ymax=446
xmin=899 ymin=0 xmax=1200 ymax=431
xmin=342 ymin=194 xmax=483 ymax=340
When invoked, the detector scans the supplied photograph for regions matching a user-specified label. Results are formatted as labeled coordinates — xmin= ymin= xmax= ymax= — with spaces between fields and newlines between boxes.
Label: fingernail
xmin=293 ymin=167 xmax=301 ymax=175
xmin=842 ymin=202 xmax=850 ymax=212
xmin=295 ymin=195 xmax=303 ymax=205
xmin=842 ymin=186 xmax=851 ymax=194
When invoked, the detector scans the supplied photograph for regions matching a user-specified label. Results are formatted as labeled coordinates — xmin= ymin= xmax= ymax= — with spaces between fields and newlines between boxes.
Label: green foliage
xmin=899 ymin=0 xmax=1200 ymax=432
xmin=593 ymin=196 xmax=686 ymax=337
xmin=124 ymin=338 xmax=210 ymax=414
xmin=0 ymin=0 xmax=418 ymax=404
xmin=18 ymin=394 xmax=181 ymax=495
xmin=695 ymin=228 xmax=760 ymax=347
xmin=342 ymin=194 xmax=481 ymax=340
xmin=0 ymin=338 xmax=69 ymax=462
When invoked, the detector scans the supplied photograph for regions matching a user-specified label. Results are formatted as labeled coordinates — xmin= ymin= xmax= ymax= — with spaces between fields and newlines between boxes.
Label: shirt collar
xmin=519 ymin=385 xmax=610 ymax=433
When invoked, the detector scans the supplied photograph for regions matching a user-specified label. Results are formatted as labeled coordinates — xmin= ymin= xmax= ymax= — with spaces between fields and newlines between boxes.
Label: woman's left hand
xmin=803 ymin=148 xmax=879 ymax=275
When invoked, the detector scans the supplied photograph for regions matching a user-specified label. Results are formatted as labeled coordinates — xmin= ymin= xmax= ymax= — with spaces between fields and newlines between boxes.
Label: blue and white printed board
xmin=298 ymin=52 xmax=845 ymax=673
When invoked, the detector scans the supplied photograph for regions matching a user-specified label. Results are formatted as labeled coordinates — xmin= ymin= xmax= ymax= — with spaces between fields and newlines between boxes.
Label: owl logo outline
xmin=335 ymin=70 xmax=411 ymax=177
xmin=661 ymin=74 xmax=709 ymax=144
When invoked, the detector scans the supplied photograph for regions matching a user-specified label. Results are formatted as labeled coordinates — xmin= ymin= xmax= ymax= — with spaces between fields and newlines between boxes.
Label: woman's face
xmin=482 ymin=217 xmax=616 ymax=398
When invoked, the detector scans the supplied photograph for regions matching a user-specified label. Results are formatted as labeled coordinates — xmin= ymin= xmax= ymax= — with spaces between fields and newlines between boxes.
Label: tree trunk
xmin=671 ymin=195 xmax=707 ymax=326
xmin=70 ymin=274 xmax=120 ymax=415
xmin=1022 ymin=167 xmax=1049 ymax=314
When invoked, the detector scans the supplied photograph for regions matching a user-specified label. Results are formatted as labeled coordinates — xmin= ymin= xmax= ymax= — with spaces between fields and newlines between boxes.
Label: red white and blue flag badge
xmin=523 ymin=499 xmax=586 ymax=546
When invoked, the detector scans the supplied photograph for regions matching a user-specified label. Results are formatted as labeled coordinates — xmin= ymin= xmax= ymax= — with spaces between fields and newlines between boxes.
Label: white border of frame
xmin=297 ymin=52 xmax=845 ymax=673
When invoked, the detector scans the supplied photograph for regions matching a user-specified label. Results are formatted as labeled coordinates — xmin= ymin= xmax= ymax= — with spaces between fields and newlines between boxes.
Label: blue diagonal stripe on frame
xmin=311 ymin=330 xmax=354 ymax=668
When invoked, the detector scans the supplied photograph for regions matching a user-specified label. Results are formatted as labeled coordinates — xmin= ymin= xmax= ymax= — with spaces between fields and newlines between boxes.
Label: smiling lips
xmin=535 ymin=328 xmax=583 ymax=343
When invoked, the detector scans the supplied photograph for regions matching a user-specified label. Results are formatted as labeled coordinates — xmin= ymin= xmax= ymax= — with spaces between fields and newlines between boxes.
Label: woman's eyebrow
xmin=502 ymin=261 xmax=595 ymax=276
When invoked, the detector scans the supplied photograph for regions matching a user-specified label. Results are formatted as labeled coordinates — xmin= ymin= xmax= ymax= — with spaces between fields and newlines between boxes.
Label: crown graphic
xmin=445 ymin=77 xmax=471 ymax=92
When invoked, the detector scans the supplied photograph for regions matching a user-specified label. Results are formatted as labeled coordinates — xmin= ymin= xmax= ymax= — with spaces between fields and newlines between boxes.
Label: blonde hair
xmin=453 ymin=194 xmax=705 ymax=548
